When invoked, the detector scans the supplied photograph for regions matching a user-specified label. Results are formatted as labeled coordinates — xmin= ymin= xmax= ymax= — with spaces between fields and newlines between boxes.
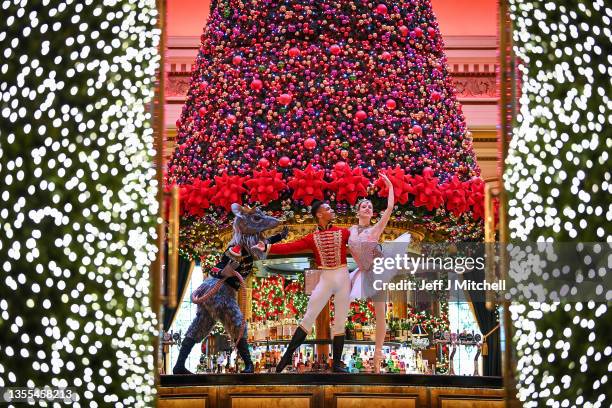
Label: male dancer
xmin=254 ymin=200 xmax=351 ymax=373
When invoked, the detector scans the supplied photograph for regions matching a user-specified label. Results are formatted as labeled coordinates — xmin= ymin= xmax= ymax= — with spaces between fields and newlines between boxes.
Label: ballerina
xmin=348 ymin=174 xmax=411 ymax=373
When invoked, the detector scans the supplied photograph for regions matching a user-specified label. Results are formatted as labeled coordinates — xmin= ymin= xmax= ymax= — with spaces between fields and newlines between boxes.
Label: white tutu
xmin=349 ymin=232 xmax=412 ymax=300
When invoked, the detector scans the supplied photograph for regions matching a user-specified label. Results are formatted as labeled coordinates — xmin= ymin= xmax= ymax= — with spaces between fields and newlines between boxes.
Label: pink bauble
xmin=288 ymin=47 xmax=301 ymax=57
xmin=278 ymin=93 xmax=293 ymax=105
xmin=376 ymin=3 xmax=388 ymax=14
xmin=412 ymin=124 xmax=423 ymax=135
xmin=304 ymin=138 xmax=317 ymax=150
xmin=355 ymin=110 xmax=367 ymax=121
xmin=399 ymin=25 xmax=409 ymax=36
xmin=386 ymin=99 xmax=397 ymax=110
xmin=279 ymin=156 xmax=291 ymax=167
xmin=232 ymin=55 xmax=243 ymax=65
xmin=250 ymin=79 xmax=263 ymax=90
xmin=329 ymin=44 xmax=341 ymax=55
xmin=381 ymin=51 xmax=392 ymax=61
xmin=258 ymin=158 xmax=270 ymax=168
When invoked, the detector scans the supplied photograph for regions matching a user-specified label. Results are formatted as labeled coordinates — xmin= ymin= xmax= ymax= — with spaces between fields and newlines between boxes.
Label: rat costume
xmin=173 ymin=204 xmax=285 ymax=375
xmin=264 ymin=222 xmax=351 ymax=373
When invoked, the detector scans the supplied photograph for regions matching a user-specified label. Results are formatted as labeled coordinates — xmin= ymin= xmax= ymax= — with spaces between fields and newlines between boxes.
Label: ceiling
xmin=167 ymin=0 xmax=498 ymax=37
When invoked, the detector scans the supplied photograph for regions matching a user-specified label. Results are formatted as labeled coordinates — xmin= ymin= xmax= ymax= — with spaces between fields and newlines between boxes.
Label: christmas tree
xmin=167 ymin=0 xmax=483 ymax=256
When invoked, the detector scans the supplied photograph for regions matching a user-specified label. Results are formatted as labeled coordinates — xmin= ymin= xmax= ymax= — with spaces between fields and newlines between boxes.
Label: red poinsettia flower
xmin=465 ymin=177 xmax=485 ymax=219
xmin=179 ymin=179 xmax=215 ymax=217
xmin=245 ymin=169 xmax=288 ymax=205
xmin=328 ymin=163 xmax=370 ymax=204
xmin=375 ymin=166 xmax=412 ymax=204
xmin=406 ymin=167 xmax=444 ymax=211
xmin=209 ymin=173 xmax=247 ymax=211
xmin=441 ymin=175 xmax=469 ymax=216
xmin=287 ymin=164 xmax=329 ymax=205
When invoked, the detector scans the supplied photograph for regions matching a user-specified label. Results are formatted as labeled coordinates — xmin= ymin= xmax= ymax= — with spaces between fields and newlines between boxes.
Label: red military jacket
xmin=266 ymin=224 xmax=350 ymax=269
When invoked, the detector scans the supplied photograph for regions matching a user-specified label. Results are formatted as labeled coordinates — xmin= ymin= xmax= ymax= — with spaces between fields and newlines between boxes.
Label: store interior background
xmin=163 ymin=0 xmax=500 ymax=374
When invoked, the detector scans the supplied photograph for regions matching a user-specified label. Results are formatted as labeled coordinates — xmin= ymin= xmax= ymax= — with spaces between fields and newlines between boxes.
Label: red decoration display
xmin=375 ymin=167 xmax=412 ymax=204
xmin=167 ymin=0 xmax=485 ymax=253
xmin=180 ymin=179 xmax=214 ymax=217
xmin=287 ymin=165 xmax=329 ymax=205
xmin=329 ymin=164 xmax=370 ymax=205
xmin=407 ymin=167 xmax=444 ymax=211
xmin=244 ymin=169 xmax=288 ymax=205
xmin=209 ymin=173 xmax=247 ymax=211
xmin=441 ymin=175 xmax=469 ymax=216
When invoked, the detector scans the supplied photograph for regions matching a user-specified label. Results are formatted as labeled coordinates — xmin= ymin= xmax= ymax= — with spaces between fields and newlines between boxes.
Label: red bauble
xmin=288 ymin=47 xmax=301 ymax=57
xmin=329 ymin=44 xmax=341 ymax=55
xmin=198 ymin=107 xmax=207 ymax=116
xmin=198 ymin=82 xmax=208 ymax=92
xmin=250 ymin=79 xmax=263 ymax=90
xmin=326 ymin=125 xmax=335 ymax=134
xmin=226 ymin=114 xmax=237 ymax=124
xmin=376 ymin=3 xmax=388 ymax=14
xmin=386 ymin=99 xmax=397 ymax=110
xmin=232 ymin=55 xmax=243 ymax=65
xmin=399 ymin=25 xmax=409 ymax=36
xmin=381 ymin=51 xmax=392 ymax=61
xmin=414 ymin=27 xmax=423 ymax=37
xmin=304 ymin=138 xmax=317 ymax=150
xmin=278 ymin=93 xmax=293 ymax=105
xmin=334 ymin=161 xmax=347 ymax=170
xmin=175 ymin=119 xmax=182 ymax=128
xmin=258 ymin=158 xmax=270 ymax=168
xmin=279 ymin=156 xmax=291 ymax=167
xmin=428 ymin=27 xmax=436 ymax=36
xmin=411 ymin=124 xmax=423 ymax=135
xmin=431 ymin=91 xmax=441 ymax=102
xmin=355 ymin=110 xmax=367 ymax=121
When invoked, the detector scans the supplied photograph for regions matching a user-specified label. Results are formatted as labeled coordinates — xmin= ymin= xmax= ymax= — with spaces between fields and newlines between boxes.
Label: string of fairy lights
xmin=0 ymin=0 xmax=160 ymax=407
xmin=504 ymin=0 xmax=610 ymax=407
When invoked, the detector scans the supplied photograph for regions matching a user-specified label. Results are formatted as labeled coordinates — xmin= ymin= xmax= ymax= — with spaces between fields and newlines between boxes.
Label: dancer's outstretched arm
xmin=371 ymin=174 xmax=395 ymax=240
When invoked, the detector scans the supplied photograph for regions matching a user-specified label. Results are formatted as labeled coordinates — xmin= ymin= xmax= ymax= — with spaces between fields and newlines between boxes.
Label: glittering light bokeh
xmin=0 ymin=0 xmax=160 ymax=406
xmin=504 ymin=0 xmax=610 ymax=406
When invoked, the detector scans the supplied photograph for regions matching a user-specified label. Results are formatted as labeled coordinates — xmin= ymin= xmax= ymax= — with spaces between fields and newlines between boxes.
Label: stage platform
xmin=159 ymin=374 xmax=505 ymax=408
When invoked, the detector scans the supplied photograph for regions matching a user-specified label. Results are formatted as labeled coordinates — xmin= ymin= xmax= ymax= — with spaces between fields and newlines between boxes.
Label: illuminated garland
xmin=251 ymin=276 xmax=285 ymax=321
xmin=0 ymin=1 xmax=160 ymax=406
xmin=504 ymin=0 xmax=610 ymax=406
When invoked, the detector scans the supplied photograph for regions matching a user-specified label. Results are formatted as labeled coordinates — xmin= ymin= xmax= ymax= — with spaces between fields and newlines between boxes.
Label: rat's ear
xmin=231 ymin=203 xmax=243 ymax=217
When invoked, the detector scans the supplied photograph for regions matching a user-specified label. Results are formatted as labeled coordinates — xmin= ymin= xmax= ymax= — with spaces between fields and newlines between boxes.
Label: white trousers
xmin=300 ymin=266 xmax=351 ymax=337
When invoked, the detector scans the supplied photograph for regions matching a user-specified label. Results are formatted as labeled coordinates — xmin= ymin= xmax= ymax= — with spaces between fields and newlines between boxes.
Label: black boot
xmin=173 ymin=337 xmax=196 ymax=375
xmin=236 ymin=337 xmax=254 ymax=373
xmin=276 ymin=326 xmax=307 ymax=373
xmin=332 ymin=335 xmax=348 ymax=373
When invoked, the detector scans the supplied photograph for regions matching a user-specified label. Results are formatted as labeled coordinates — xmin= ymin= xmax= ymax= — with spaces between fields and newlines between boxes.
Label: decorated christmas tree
xmin=167 ymin=0 xmax=483 ymax=257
